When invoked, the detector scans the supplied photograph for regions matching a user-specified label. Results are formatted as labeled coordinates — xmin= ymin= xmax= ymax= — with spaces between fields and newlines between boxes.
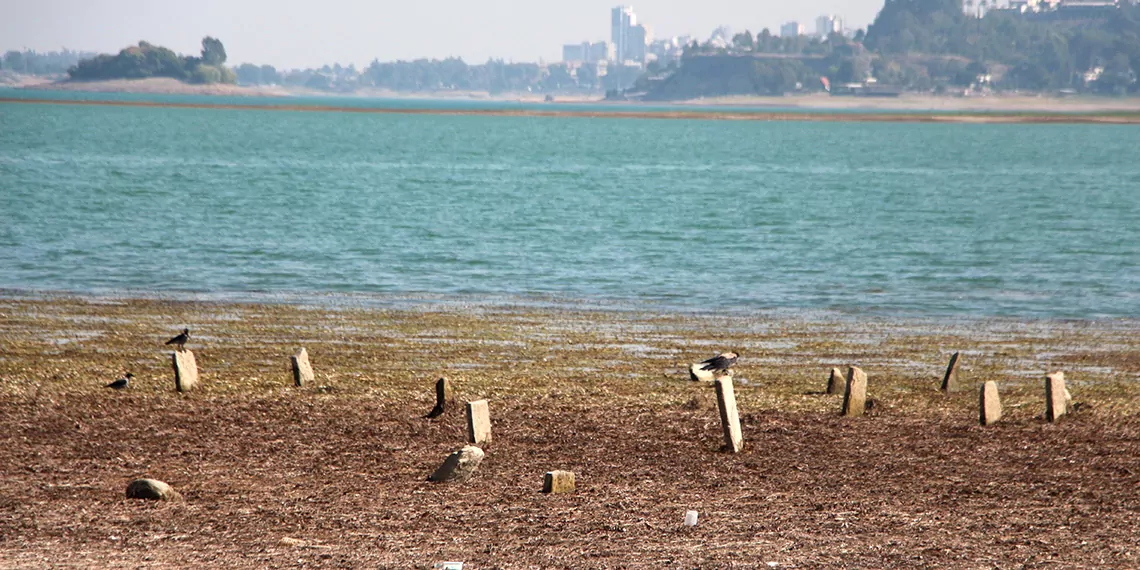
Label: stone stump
xmin=979 ymin=381 xmax=1002 ymax=425
xmin=172 ymin=350 xmax=199 ymax=393
xmin=466 ymin=399 xmax=492 ymax=445
xmin=425 ymin=377 xmax=452 ymax=418
xmin=125 ymin=478 xmax=181 ymax=501
xmin=715 ymin=376 xmax=743 ymax=453
xmin=941 ymin=352 xmax=962 ymax=392
xmin=428 ymin=445 xmax=485 ymax=483
xmin=1045 ymin=371 xmax=1067 ymax=422
xmin=842 ymin=366 xmax=868 ymax=417
xmin=290 ymin=348 xmax=314 ymax=387
xmin=543 ymin=470 xmax=576 ymax=494
xmin=826 ymin=367 xmax=846 ymax=395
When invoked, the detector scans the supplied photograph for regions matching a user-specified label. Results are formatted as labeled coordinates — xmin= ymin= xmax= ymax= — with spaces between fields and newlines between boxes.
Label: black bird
xmin=105 ymin=373 xmax=133 ymax=390
xmin=165 ymin=328 xmax=190 ymax=351
xmin=699 ymin=352 xmax=739 ymax=372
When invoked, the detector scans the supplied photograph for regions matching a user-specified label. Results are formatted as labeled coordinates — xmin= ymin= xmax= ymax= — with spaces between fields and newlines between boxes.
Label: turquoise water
xmin=1 ymin=95 xmax=1138 ymax=318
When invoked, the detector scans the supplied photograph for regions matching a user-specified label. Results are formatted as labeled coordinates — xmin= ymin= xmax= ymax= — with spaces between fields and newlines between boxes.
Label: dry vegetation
xmin=0 ymin=295 xmax=1137 ymax=568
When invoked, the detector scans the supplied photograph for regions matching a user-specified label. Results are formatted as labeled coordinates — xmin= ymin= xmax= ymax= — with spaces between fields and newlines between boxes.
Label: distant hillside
xmin=68 ymin=37 xmax=235 ymax=85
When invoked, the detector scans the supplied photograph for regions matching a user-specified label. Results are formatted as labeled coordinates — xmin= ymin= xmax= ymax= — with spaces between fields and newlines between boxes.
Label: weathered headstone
xmin=841 ymin=366 xmax=868 ymax=417
xmin=125 ymin=478 xmax=181 ymax=501
xmin=1045 ymin=371 xmax=1067 ymax=422
xmin=290 ymin=348 xmax=314 ymax=387
xmin=425 ymin=377 xmax=452 ymax=418
xmin=689 ymin=363 xmax=729 ymax=382
xmin=542 ymin=470 xmax=576 ymax=494
xmin=941 ymin=352 xmax=962 ymax=392
xmin=826 ymin=367 xmax=846 ymax=395
xmin=715 ymin=376 xmax=743 ymax=453
xmin=466 ymin=399 xmax=492 ymax=445
xmin=979 ymin=381 xmax=1002 ymax=425
xmin=428 ymin=445 xmax=485 ymax=483
xmin=172 ymin=350 xmax=199 ymax=393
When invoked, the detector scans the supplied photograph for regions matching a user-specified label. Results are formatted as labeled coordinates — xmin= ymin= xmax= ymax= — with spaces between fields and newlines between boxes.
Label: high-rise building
xmin=564 ymin=41 xmax=615 ymax=64
xmin=612 ymin=6 xmax=636 ymax=63
xmin=815 ymin=15 xmax=843 ymax=38
xmin=780 ymin=21 xmax=805 ymax=38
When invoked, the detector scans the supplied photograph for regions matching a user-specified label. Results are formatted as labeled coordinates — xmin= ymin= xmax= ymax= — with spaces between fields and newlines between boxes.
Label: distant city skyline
xmin=3 ymin=0 xmax=884 ymax=69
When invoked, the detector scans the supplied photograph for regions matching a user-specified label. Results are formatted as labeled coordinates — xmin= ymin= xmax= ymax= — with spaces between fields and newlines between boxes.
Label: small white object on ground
xmin=433 ymin=563 xmax=463 ymax=570
xmin=684 ymin=510 xmax=698 ymax=527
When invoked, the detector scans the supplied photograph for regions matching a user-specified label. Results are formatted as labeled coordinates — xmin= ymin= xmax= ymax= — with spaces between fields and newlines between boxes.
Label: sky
xmin=3 ymin=0 xmax=884 ymax=69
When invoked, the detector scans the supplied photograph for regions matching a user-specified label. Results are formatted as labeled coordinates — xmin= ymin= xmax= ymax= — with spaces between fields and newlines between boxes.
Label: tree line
xmin=66 ymin=37 xmax=235 ymax=84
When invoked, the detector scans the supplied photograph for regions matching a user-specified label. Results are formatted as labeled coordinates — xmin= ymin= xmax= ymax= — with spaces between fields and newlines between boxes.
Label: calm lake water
xmin=1 ymin=93 xmax=1138 ymax=318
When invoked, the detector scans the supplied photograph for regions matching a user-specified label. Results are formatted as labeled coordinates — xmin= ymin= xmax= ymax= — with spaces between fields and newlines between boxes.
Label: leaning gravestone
xmin=125 ymin=478 xmax=181 ymax=501
xmin=172 ymin=350 xmax=199 ymax=393
xmin=290 ymin=348 xmax=314 ymax=387
xmin=543 ymin=470 xmax=576 ymax=494
xmin=466 ymin=399 xmax=492 ymax=445
xmin=979 ymin=381 xmax=1002 ymax=425
xmin=425 ymin=378 xmax=452 ymax=418
xmin=842 ymin=366 xmax=868 ymax=417
xmin=428 ymin=446 xmax=485 ymax=483
xmin=826 ymin=367 xmax=846 ymax=395
xmin=1045 ymin=371 xmax=1067 ymax=422
xmin=941 ymin=352 xmax=963 ymax=393
xmin=714 ymin=376 xmax=743 ymax=453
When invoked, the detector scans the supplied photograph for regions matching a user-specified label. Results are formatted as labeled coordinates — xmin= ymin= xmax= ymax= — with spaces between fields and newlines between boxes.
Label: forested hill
xmin=67 ymin=37 xmax=236 ymax=84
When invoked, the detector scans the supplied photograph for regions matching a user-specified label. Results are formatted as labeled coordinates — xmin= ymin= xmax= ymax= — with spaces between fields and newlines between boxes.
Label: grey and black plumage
xmin=699 ymin=352 xmax=739 ymax=372
xmin=165 ymin=328 xmax=190 ymax=351
xmin=105 ymin=373 xmax=133 ymax=389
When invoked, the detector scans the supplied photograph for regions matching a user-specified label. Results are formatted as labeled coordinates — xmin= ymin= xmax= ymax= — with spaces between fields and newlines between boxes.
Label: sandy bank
xmin=681 ymin=91 xmax=1140 ymax=113
xmin=21 ymin=77 xmax=289 ymax=97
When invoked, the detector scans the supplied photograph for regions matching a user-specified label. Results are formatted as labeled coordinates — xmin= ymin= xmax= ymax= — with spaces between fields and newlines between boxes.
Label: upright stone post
xmin=172 ymin=350 xmax=199 ymax=393
xmin=542 ymin=470 xmax=576 ymax=494
xmin=290 ymin=348 xmax=314 ymax=387
xmin=426 ymin=378 xmax=452 ymax=418
xmin=714 ymin=376 xmax=743 ymax=453
xmin=1045 ymin=371 xmax=1067 ymax=422
xmin=941 ymin=352 xmax=962 ymax=392
xmin=841 ymin=366 xmax=867 ymax=417
xmin=979 ymin=381 xmax=1002 ymax=425
xmin=466 ymin=399 xmax=492 ymax=445
xmin=826 ymin=367 xmax=846 ymax=395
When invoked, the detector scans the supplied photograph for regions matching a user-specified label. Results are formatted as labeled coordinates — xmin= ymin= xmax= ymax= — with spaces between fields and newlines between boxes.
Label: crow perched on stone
xmin=699 ymin=352 xmax=739 ymax=372
xmin=105 ymin=373 xmax=133 ymax=389
xmin=165 ymin=328 xmax=190 ymax=351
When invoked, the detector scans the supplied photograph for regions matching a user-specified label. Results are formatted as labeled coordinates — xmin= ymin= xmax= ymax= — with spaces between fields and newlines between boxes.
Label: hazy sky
xmin=4 ymin=0 xmax=883 ymax=69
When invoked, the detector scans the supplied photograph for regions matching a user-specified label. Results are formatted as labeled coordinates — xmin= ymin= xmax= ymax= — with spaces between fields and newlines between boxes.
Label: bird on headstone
xmin=699 ymin=352 xmax=739 ymax=372
xmin=165 ymin=328 xmax=190 ymax=352
xmin=105 ymin=372 xmax=133 ymax=390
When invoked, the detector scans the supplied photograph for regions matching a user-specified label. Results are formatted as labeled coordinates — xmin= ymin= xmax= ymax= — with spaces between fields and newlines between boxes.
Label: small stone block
xmin=826 ymin=367 xmax=846 ymax=395
xmin=1045 ymin=371 xmax=1067 ymax=422
xmin=428 ymin=445 xmax=485 ymax=483
xmin=125 ymin=478 xmax=181 ymax=501
xmin=715 ymin=377 xmax=743 ymax=453
xmin=466 ymin=399 xmax=492 ymax=445
xmin=543 ymin=470 xmax=576 ymax=494
xmin=941 ymin=352 xmax=962 ymax=392
xmin=842 ymin=366 xmax=868 ymax=417
xmin=979 ymin=381 xmax=1002 ymax=425
xmin=172 ymin=350 xmax=199 ymax=393
xmin=291 ymin=348 xmax=314 ymax=387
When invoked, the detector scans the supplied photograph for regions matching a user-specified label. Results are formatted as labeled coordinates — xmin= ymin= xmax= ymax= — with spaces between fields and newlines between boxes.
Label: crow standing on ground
xmin=699 ymin=352 xmax=739 ymax=372
xmin=105 ymin=372 xmax=133 ymax=389
xmin=166 ymin=328 xmax=190 ymax=351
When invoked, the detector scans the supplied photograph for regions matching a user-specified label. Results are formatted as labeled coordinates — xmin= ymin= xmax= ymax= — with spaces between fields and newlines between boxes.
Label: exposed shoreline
xmin=4 ymin=93 xmax=1139 ymax=123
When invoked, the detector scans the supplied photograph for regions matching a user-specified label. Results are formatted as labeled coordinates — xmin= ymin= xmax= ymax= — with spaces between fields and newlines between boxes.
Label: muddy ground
xmin=0 ymin=296 xmax=1137 ymax=568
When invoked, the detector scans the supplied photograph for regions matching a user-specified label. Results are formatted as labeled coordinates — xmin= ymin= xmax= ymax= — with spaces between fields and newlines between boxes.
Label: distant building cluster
xmin=985 ymin=0 xmax=1118 ymax=16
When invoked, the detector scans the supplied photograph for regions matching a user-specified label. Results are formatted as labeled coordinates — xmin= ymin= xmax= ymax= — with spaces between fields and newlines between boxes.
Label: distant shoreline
xmin=3 ymin=94 xmax=1139 ymax=124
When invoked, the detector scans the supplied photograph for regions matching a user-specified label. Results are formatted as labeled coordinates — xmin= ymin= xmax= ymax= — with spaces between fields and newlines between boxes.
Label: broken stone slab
xmin=941 ymin=352 xmax=963 ymax=393
xmin=841 ymin=366 xmax=868 ymax=417
xmin=425 ymin=377 xmax=452 ymax=419
xmin=172 ymin=350 xmax=199 ymax=393
xmin=543 ymin=470 xmax=576 ymax=494
xmin=979 ymin=381 xmax=1002 ymax=425
xmin=826 ymin=367 xmax=846 ymax=395
xmin=466 ymin=399 xmax=492 ymax=445
xmin=690 ymin=364 xmax=732 ymax=382
xmin=1045 ymin=371 xmax=1067 ymax=422
xmin=715 ymin=377 xmax=743 ymax=453
xmin=125 ymin=478 xmax=181 ymax=501
xmin=291 ymin=348 xmax=314 ymax=387
xmin=428 ymin=445 xmax=485 ymax=483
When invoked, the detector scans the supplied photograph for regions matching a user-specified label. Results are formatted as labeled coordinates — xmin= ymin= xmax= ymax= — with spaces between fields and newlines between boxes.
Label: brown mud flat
xmin=3 ymin=96 xmax=1140 ymax=124
xmin=0 ymin=297 xmax=1138 ymax=568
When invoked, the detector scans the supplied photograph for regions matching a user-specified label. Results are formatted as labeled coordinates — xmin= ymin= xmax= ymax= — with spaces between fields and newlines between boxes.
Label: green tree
xmin=201 ymin=37 xmax=227 ymax=66
xmin=732 ymin=31 xmax=755 ymax=52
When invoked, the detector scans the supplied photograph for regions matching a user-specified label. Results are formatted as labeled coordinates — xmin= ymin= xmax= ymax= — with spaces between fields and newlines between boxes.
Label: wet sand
xmin=0 ymin=296 xmax=1137 ymax=567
